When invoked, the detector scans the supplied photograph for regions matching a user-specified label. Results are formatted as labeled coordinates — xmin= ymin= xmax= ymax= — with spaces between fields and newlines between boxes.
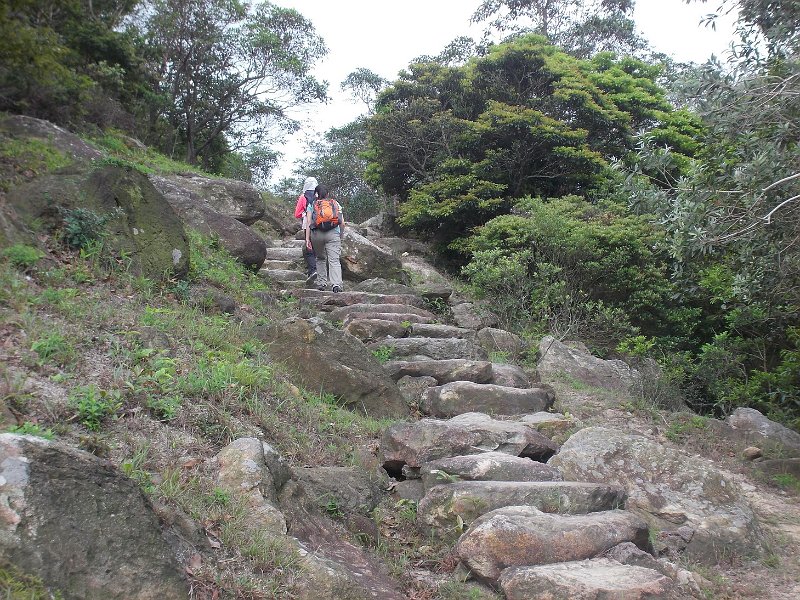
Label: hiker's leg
xmin=310 ymin=230 xmax=328 ymax=287
xmin=326 ymin=233 xmax=343 ymax=288
xmin=302 ymin=243 xmax=316 ymax=276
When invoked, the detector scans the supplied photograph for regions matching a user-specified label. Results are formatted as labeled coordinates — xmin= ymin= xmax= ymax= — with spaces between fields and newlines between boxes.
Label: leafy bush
xmin=1 ymin=244 xmax=43 ymax=270
xmin=60 ymin=207 xmax=122 ymax=250
xmin=463 ymin=196 xmax=666 ymax=351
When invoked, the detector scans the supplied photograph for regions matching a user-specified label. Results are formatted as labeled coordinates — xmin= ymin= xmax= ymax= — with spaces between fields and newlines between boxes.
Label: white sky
xmin=272 ymin=0 xmax=738 ymax=184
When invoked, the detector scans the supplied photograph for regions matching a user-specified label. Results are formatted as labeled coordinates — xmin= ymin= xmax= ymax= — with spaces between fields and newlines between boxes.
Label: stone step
xmin=380 ymin=412 xmax=559 ymax=477
xmin=410 ymin=323 xmax=474 ymax=339
xmin=417 ymin=481 xmax=627 ymax=537
xmin=343 ymin=312 xmax=435 ymax=326
xmin=487 ymin=363 xmax=531 ymax=388
xmin=421 ymin=381 xmax=554 ymax=418
xmin=456 ymin=507 xmax=650 ymax=584
xmin=259 ymin=269 xmax=306 ymax=283
xmin=383 ymin=359 xmax=493 ymax=385
xmin=368 ymin=337 xmax=486 ymax=361
xmin=499 ymin=558 xmax=675 ymax=600
xmin=345 ymin=319 xmax=411 ymax=342
xmin=262 ymin=259 xmax=296 ymax=270
xmin=290 ymin=289 xmax=427 ymax=309
xmin=264 ymin=247 xmax=303 ymax=261
xmin=419 ymin=451 xmax=563 ymax=492
xmin=329 ymin=303 xmax=437 ymax=323
xmin=281 ymin=238 xmax=306 ymax=248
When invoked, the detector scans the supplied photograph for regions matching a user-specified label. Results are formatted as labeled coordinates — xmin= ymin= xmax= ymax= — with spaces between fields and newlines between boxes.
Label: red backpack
xmin=311 ymin=198 xmax=340 ymax=231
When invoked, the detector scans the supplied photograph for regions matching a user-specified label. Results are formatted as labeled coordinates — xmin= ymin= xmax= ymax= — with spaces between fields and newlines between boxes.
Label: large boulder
xmin=6 ymin=165 xmax=189 ymax=278
xmin=151 ymin=174 xmax=266 ymax=268
xmin=537 ymin=336 xmax=642 ymax=393
xmin=341 ymin=229 xmax=407 ymax=283
xmin=215 ymin=438 xmax=289 ymax=535
xmin=725 ymin=407 xmax=800 ymax=457
xmin=476 ymin=327 xmax=526 ymax=358
xmin=0 ymin=114 xmax=103 ymax=162
xmin=400 ymin=254 xmax=453 ymax=297
xmin=292 ymin=466 xmax=386 ymax=516
xmin=456 ymin=506 xmax=650 ymax=584
xmin=255 ymin=316 xmax=407 ymax=419
xmin=549 ymin=427 xmax=765 ymax=563
xmin=150 ymin=173 xmax=264 ymax=224
xmin=259 ymin=192 xmax=299 ymax=236
xmin=0 ymin=434 xmax=188 ymax=600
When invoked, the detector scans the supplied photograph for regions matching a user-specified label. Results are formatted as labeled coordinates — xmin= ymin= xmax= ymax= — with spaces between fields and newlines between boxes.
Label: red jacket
xmin=294 ymin=194 xmax=307 ymax=219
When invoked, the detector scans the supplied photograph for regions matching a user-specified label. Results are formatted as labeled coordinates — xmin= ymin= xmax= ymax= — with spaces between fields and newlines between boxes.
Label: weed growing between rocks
xmin=0 ymin=561 xmax=62 ymax=600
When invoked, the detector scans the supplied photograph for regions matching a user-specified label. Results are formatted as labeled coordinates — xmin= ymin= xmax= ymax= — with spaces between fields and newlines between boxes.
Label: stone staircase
xmin=258 ymin=235 xmax=698 ymax=599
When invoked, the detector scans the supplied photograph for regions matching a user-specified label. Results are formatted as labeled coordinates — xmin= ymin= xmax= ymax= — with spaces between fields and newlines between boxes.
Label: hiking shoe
xmin=306 ymin=271 xmax=317 ymax=283
xmin=332 ymin=285 xmax=342 ymax=293
xmin=317 ymin=285 xmax=327 ymax=291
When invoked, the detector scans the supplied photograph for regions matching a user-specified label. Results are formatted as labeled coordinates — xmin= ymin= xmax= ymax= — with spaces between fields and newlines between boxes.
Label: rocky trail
xmin=253 ymin=227 xmax=798 ymax=599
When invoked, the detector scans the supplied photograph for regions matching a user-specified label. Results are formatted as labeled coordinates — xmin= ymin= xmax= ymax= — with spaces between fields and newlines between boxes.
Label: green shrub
xmin=69 ymin=384 xmax=122 ymax=431
xmin=60 ymin=207 xmax=122 ymax=250
xmin=1 ymin=244 xmax=44 ymax=270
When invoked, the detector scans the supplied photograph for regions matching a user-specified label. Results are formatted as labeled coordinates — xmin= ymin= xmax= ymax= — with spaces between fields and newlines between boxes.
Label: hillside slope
xmin=1 ymin=116 xmax=799 ymax=600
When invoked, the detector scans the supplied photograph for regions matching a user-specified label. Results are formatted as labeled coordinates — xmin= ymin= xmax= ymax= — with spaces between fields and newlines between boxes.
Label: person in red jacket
xmin=294 ymin=176 xmax=317 ymax=283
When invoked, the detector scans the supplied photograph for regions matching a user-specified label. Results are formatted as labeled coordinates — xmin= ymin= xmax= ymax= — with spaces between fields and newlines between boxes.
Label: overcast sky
xmin=271 ymin=0 xmax=738 ymax=185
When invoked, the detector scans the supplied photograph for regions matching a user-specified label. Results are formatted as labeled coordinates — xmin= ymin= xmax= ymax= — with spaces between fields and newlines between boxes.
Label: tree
xmin=366 ymin=35 xmax=694 ymax=256
xmin=341 ymin=68 xmax=387 ymax=113
xmin=618 ymin=0 xmax=800 ymax=422
xmin=137 ymin=0 xmax=327 ymax=167
xmin=298 ymin=119 xmax=385 ymax=223
xmin=0 ymin=0 xmax=143 ymax=124
xmin=471 ymin=0 xmax=646 ymax=58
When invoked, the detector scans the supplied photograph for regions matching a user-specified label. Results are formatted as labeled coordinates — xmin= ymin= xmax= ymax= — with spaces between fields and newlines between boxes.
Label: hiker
xmin=305 ymin=184 xmax=345 ymax=293
xmin=294 ymin=176 xmax=318 ymax=283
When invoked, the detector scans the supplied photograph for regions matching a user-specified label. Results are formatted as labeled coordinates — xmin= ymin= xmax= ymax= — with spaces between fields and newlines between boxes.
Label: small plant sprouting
xmin=323 ymin=495 xmax=344 ymax=519
xmin=208 ymin=487 xmax=231 ymax=507
xmin=69 ymin=384 xmax=122 ymax=431
xmin=372 ymin=345 xmax=394 ymax=364
xmin=395 ymin=498 xmax=417 ymax=524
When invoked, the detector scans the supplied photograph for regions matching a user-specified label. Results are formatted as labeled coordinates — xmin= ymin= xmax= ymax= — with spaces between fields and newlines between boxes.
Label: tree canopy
xmin=366 ymin=34 xmax=700 ymax=255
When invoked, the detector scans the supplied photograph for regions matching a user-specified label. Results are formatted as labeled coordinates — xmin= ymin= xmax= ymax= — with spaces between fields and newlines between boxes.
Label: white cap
xmin=302 ymin=177 xmax=318 ymax=192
